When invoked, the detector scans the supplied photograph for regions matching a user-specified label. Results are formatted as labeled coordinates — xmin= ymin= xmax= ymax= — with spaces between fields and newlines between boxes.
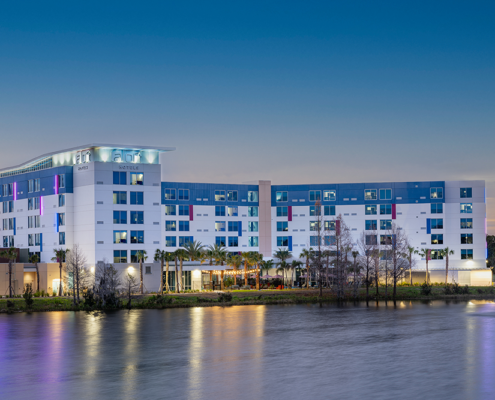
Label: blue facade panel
xmin=238 ymin=221 xmax=242 ymax=237
xmin=288 ymin=236 xmax=293 ymax=252
xmin=427 ymin=219 xmax=431 ymax=234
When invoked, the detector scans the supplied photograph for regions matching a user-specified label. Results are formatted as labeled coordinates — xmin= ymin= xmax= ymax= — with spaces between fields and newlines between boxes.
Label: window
xmin=431 ymin=219 xmax=443 ymax=229
xmin=131 ymin=250 xmax=145 ymax=263
xmin=215 ymin=190 xmax=226 ymax=201
xmin=2 ymin=236 xmax=7 ymax=248
xmin=228 ymin=237 xmax=239 ymax=247
xmin=380 ymin=204 xmax=392 ymax=215
xmin=248 ymin=191 xmax=258 ymax=202
xmin=58 ymin=194 xmax=65 ymax=207
xmin=114 ymin=250 xmax=127 ymax=263
xmin=323 ymin=190 xmax=336 ymax=201
xmin=179 ymin=221 xmax=189 ymax=231
xmin=228 ymin=206 xmax=238 ymax=217
xmin=28 ymin=198 xmax=39 ymax=211
xmin=215 ymin=206 xmax=225 ymax=217
xmin=461 ymin=233 xmax=473 ymax=244
xmin=113 ymin=231 xmax=127 ymax=244
xmin=179 ymin=205 xmax=189 ymax=216
xmin=179 ymin=236 xmax=193 ymax=247
xmin=130 ymin=211 xmax=144 ymax=224
xmin=216 ymin=236 xmax=226 ymax=246
xmin=130 ymin=172 xmax=144 ymax=185
xmin=248 ymin=206 xmax=259 ymax=217
xmin=366 ymin=235 xmax=377 ymax=245
xmin=28 ymin=180 xmax=34 ymax=193
xmin=310 ymin=206 xmax=321 ymax=216
xmin=430 ymin=250 xmax=443 ymax=260
xmin=145 ymin=266 xmax=151 ymax=274
xmin=364 ymin=189 xmax=377 ymax=200
xmin=215 ymin=221 xmax=226 ymax=232
xmin=277 ymin=236 xmax=289 ymax=246
xmin=380 ymin=220 xmax=392 ymax=230
xmin=430 ymin=187 xmax=443 ymax=199
xmin=166 ymin=236 xmax=176 ymax=247
xmin=28 ymin=234 xmax=35 ymax=246
xmin=165 ymin=205 xmax=176 ymax=216
xmin=130 ymin=192 xmax=144 ymax=205
xmin=324 ymin=205 xmax=335 ymax=216
xmin=27 ymin=217 xmax=32 ymax=229
xmin=164 ymin=188 xmax=176 ymax=200
xmin=379 ymin=189 xmax=392 ymax=200
xmin=34 ymin=178 xmax=40 ymax=192
xmin=324 ymin=236 xmax=336 ymax=246
xmin=460 ymin=188 xmax=472 ymax=198
xmin=310 ymin=236 xmax=320 ymax=246
xmin=113 ymin=191 xmax=127 ymax=204
xmin=276 ymin=207 xmax=288 ymax=217
xmin=461 ymin=218 xmax=473 ymax=229
xmin=460 ymin=203 xmax=472 ymax=214
xmin=34 ymin=234 xmax=40 ymax=246
xmin=8 ymin=218 xmax=14 ymax=230
xmin=166 ymin=221 xmax=176 ymax=231
xmin=228 ymin=221 xmax=238 ymax=232
xmin=309 ymin=190 xmax=321 ymax=201
xmin=178 ymin=189 xmax=189 ymax=200
xmin=248 ymin=236 xmax=258 ymax=247
xmin=248 ymin=221 xmax=258 ymax=232
xmin=3 ymin=184 xmax=11 ymax=196
xmin=461 ymin=249 xmax=473 ymax=260
xmin=113 ymin=211 xmax=127 ymax=224
xmin=57 ymin=174 xmax=65 ymax=189
xmin=131 ymin=231 xmax=144 ymax=244
xmin=431 ymin=234 xmax=443 ymax=245
xmin=276 ymin=191 xmax=288 ymax=202
xmin=277 ymin=221 xmax=288 ymax=232
xmin=324 ymin=221 xmax=336 ymax=231
xmin=58 ymin=213 xmax=65 ymax=226
xmin=365 ymin=205 xmax=377 ymax=215
xmin=380 ymin=235 xmax=393 ymax=245
xmin=309 ymin=221 xmax=321 ymax=231
xmin=227 ymin=191 xmax=238 ymax=201
xmin=28 ymin=216 xmax=40 ymax=229
xmin=431 ymin=203 xmax=443 ymax=214
xmin=113 ymin=171 xmax=126 ymax=185
xmin=365 ymin=220 xmax=377 ymax=230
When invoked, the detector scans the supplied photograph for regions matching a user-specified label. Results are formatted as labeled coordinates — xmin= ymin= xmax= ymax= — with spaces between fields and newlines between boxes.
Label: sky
xmin=1 ymin=1 xmax=494 ymax=231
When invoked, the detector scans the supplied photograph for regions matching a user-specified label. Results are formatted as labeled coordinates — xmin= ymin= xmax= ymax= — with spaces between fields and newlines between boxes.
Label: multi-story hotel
xmin=0 ymin=144 xmax=490 ymax=294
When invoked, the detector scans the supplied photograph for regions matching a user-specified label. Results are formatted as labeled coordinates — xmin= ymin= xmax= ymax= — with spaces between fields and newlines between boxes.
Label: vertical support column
xmin=258 ymin=181 xmax=272 ymax=258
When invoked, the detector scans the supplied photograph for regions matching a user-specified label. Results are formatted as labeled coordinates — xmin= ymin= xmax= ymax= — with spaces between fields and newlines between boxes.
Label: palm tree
xmin=173 ymin=251 xmax=179 ymax=293
xmin=290 ymin=260 xmax=303 ymax=287
xmin=154 ymin=250 xmax=174 ymax=294
xmin=241 ymin=252 xmax=253 ymax=287
xmin=29 ymin=253 xmax=40 ymax=292
xmin=406 ymin=246 xmax=415 ymax=285
xmin=440 ymin=247 xmax=454 ymax=285
xmin=52 ymin=248 xmax=69 ymax=296
xmin=215 ymin=246 xmax=228 ymax=290
xmin=0 ymin=247 xmax=17 ymax=297
xmin=260 ymin=259 xmax=274 ymax=277
xmin=300 ymin=248 xmax=314 ymax=289
xmin=273 ymin=249 xmax=292 ymax=288
xmin=183 ymin=240 xmax=204 ymax=262
xmin=416 ymin=248 xmax=430 ymax=284
xmin=251 ymin=252 xmax=264 ymax=290
xmin=229 ymin=254 xmax=243 ymax=286
xmin=175 ymin=249 xmax=188 ymax=293
xmin=135 ymin=250 xmax=148 ymax=294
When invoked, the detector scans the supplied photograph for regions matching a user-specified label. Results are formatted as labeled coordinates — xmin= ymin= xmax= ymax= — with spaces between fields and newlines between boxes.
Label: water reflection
xmin=1 ymin=302 xmax=495 ymax=400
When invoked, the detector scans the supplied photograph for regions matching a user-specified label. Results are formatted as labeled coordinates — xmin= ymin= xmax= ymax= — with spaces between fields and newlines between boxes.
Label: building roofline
xmin=0 ymin=143 xmax=176 ymax=173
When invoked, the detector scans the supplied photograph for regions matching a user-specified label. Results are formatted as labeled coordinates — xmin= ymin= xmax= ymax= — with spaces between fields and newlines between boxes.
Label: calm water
xmin=1 ymin=301 xmax=495 ymax=400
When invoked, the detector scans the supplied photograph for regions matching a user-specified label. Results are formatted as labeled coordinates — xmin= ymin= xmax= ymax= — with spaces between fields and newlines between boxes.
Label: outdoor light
xmin=90 ymin=266 xmax=95 ymax=273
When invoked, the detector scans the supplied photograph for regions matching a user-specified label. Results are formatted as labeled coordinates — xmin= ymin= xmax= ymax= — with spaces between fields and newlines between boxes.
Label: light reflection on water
xmin=1 ymin=301 xmax=495 ymax=400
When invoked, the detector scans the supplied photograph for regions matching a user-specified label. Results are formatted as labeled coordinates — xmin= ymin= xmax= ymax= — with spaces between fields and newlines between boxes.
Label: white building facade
xmin=0 ymin=144 xmax=489 ymax=291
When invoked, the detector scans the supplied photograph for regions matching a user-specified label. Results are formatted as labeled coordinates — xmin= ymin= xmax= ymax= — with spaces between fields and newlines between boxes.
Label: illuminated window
xmin=364 ymin=189 xmax=377 ymax=200
xmin=276 ymin=191 xmax=288 ymax=202
xmin=430 ymin=187 xmax=443 ymax=199
xmin=323 ymin=190 xmax=336 ymax=201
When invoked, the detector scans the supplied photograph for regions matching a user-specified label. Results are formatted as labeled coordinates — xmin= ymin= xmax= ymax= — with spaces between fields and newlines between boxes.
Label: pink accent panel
xmin=189 ymin=205 xmax=193 ymax=221
xmin=392 ymin=204 xmax=396 ymax=220
xmin=288 ymin=206 xmax=292 ymax=222
xmin=55 ymin=175 xmax=59 ymax=195
xmin=336 ymin=220 xmax=341 ymax=235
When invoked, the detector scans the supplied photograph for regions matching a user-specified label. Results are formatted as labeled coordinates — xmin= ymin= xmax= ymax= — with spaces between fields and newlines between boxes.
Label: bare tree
xmin=309 ymin=200 xmax=325 ymax=297
xmin=358 ymin=231 xmax=378 ymax=299
xmin=65 ymin=244 xmax=90 ymax=304
xmin=93 ymin=262 xmax=122 ymax=308
xmin=386 ymin=224 xmax=410 ymax=298
xmin=122 ymin=273 xmax=140 ymax=309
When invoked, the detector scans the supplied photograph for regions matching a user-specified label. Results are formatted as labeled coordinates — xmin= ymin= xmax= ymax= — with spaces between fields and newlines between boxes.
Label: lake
xmin=1 ymin=301 xmax=495 ymax=400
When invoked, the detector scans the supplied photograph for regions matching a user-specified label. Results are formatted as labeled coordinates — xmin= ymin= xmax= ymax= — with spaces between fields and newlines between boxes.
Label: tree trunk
xmin=426 ymin=260 xmax=429 ymax=284
xmin=175 ymin=258 xmax=179 ymax=293
xmin=409 ymin=255 xmax=413 ymax=285
xmin=140 ymin=259 xmax=144 ymax=294
xmin=244 ymin=261 xmax=248 ymax=287
xmin=76 ymin=264 xmax=80 ymax=304
xmin=306 ymin=261 xmax=310 ymax=289
xmin=366 ymin=264 xmax=369 ymax=299
xmin=393 ymin=259 xmax=397 ymax=299
xmin=159 ymin=260 xmax=164 ymax=294
xmin=179 ymin=259 xmax=183 ymax=292
xmin=59 ymin=261 xmax=63 ymax=296
xmin=165 ymin=260 xmax=170 ymax=292
xmin=445 ymin=255 xmax=449 ymax=286
xmin=221 ymin=271 xmax=224 ymax=290
xmin=209 ymin=271 xmax=213 ymax=290
xmin=256 ymin=266 xmax=260 ymax=290
xmin=9 ymin=261 xmax=13 ymax=298
xmin=35 ymin=263 xmax=39 ymax=293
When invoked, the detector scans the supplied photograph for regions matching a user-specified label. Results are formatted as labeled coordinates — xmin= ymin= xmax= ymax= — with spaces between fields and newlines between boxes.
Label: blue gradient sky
xmin=1 ymin=1 xmax=494 ymax=231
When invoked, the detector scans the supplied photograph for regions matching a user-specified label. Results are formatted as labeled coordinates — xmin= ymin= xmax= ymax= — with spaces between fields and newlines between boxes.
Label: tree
xmin=260 ymin=259 xmax=274 ymax=277
xmin=183 ymin=240 xmax=204 ymax=262
xmin=154 ymin=250 xmax=166 ymax=294
xmin=358 ymin=231 xmax=376 ymax=299
xmin=229 ymin=254 xmax=243 ymax=286
xmin=175 ymin=249 xmax=188 ymax=293
xmin=29 ymin=253 xmax=40 ymax=292
xmin=440 ymin=247 xmax=455 ymax=285
xmin=122 ymin=272 xmax=140 ymax=309
xmin=290 ymin=260 xmax=303 ymax=288
xmin=252 ymin=252 xmax=264 ymax=290
xmin=1 ymin=247 xmax=17 ymax=297
xmin=416 ymin=248 xmax=431 ymax=283
xmin=351 ymin=251 xmax=360 ymax=299
xmin=273 ymin=249 xmax=292 ymax=288
xmin=300 ymin=248 xmax=314 ymax=289
xmin=52 ymin=248 xmax=69 ymax=296
xmin=135 ymin=250 xmax=147 ymax=294
xmin=65 ymin=244 xmax=89 ymax=304
xmin=386 ymin=223 xmax=409 ymax=299
xmin=215 ymin=246 xmax=228 ymax=290
xmin=94 ymin=262 xmax=122 ymax=308
xmin=241 ymin=252 xmax=253 ymax=287
xmin=405 ymin=245 xmax=416 ymax=285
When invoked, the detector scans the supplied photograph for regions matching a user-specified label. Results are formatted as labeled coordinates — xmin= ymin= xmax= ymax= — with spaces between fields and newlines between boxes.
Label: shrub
xmin=420 ymin=282 xmax=432 ymax=296
xmin=23 ymin=284 xmax=34 ymax=308
xmin=477 ymin=288 xmax=484 ymax=294
xmin=218 ymin=293 xmax=232 ymax=302
xmin=41 ymin=290 xmax=45 ymax=297
xmin=444 ymin=284 xmax=453 ymax=295
xmin=52 ymin=291 xmax=57 ymax=297
xmin=83 ymin=289 xmax=96 ymax=307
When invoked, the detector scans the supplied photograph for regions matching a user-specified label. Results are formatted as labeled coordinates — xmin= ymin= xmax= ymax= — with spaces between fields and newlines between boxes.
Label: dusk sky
xmin=1 ymin=1 xmax=494 ymax=231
